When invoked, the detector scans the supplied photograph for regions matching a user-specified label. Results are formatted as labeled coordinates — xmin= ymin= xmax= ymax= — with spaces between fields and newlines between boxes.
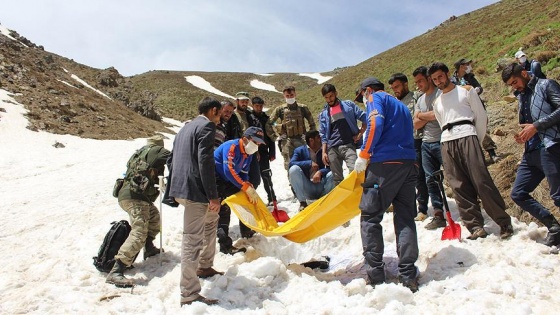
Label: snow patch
xmin=185 ymin=75 xmax=234 ymax=99
xmin=250 ymin=79 xmax=280 ymax=93
xmin=62 ymin=68 xmax=111 ymax=99
xmin=299 ymin=72 xmax=333 ymax=84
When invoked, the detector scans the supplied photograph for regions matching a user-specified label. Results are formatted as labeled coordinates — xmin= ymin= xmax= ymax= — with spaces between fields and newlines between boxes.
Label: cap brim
xmin=237 ymin=96 xmax=250 ymax=100
xmin=251 ymin=136 xmax=265 ymax=144
xmin=354 ymin=92 xmax=363 ymax=103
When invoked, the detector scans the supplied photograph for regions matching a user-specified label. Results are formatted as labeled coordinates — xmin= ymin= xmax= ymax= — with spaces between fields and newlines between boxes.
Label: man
xmin=268 ymin=86 xmax=316 ymax=170
xmin=502 ymin=63 xmax=560 ymax=247
xmin=389 ymin=73 xmax=429 ymax=222
xmin=289 ymin=130 xmax=334 ymax=210
xmin=354 ymin=77 xmax=419 ymax=292
xmin=452 ymin=58 xmax=501 ymax=163
xmin=515 ymin=50 xmax=546 ymax=79
xmin=234 ymin=91 xmax=262 ymax=131
xmin=412 ymin=66 xmax=446 ymax=229
xmin=215 ymin=127 xmax=264 ymax=254
xmin=214 ymin=100 xmax=236 ymax=149
xmin=169 ymin=97 xmax=223 ymax=306
xmin=106 ymin=134 xmax=170 ymax=288
xmin=428 ymin=62 xmax=513 ymax=240
xmin=252 ymin=96 xmax=277 ymax=205
xmin=318 ymin=83 xmax=366 ymax=186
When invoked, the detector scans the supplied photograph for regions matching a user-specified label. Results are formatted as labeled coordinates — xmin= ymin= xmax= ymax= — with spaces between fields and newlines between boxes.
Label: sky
xmin=1 ymin=0 xmax=499 ymax=76
xmin=2 ymin=70 xmax=560 ymax=313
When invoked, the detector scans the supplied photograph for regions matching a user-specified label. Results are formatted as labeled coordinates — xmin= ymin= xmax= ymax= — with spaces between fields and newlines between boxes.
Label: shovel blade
xmin=441 ymin=211 xmax=461 ymax=240
xmin=271 ymin=201 xmax=290 ymax=223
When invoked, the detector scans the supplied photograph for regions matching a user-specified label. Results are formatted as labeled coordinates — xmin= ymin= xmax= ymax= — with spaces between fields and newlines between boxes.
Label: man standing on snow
xmin=170 ymin=97 xmax=223 ymax=306
xmin=428 ymin=62 xmax=513 ymax=240
xmin=106 ymin=134 xmax=170 ymax=288
xmin=502 ymin=63 xmax=560 ymax=247
xmin=354 ymin=77 xmax=420 ymax=292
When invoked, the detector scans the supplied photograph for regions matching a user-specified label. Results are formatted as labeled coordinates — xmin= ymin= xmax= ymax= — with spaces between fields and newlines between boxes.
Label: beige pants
xmin=177 ymin=198 xmax=219 ymax=303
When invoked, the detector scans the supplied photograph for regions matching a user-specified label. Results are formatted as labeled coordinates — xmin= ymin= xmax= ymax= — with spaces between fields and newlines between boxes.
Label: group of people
xmin=104 ymin=49 xmax=560 ymax=305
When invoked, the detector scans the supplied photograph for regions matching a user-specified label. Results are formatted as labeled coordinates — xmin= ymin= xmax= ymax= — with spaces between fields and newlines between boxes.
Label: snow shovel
xmin=262 ymin=169 xmax=289 ymax=223
xmin=432 ymin=170 xmax=461 ymax=241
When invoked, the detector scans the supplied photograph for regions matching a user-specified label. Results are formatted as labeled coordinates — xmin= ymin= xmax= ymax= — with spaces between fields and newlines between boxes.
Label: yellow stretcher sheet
xmin=224 ymin=171 xmax=365 ymax=243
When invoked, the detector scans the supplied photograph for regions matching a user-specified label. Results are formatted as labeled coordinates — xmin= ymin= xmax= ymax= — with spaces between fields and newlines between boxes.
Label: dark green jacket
xmin=118 ymin=144 xmax=171 ymax=203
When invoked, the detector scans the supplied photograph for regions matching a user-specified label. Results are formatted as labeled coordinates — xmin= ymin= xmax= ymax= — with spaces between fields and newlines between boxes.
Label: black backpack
xmin=93 ymin=220 xmax=133 ymax=272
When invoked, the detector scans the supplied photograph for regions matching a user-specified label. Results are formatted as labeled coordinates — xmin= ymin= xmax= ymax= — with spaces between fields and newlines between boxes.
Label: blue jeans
xmin=414 ymin=139 xmax=429 ymax=213
xmin=421 ymin=141 xmax=444 ymax=212
xmin=289 ymin=165 xmax=334 ymax=202
xmin=511 ymin=145 xmax=560 ymax=221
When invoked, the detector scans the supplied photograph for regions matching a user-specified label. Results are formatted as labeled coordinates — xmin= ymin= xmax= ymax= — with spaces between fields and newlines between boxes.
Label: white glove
xmin=354 ymin=156 xmax=369 ymax=173
xmin=245 ymin=186 xmax=259 ymax=204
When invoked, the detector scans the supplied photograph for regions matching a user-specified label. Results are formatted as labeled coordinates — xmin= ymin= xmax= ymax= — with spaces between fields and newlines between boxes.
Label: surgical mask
xmin=465 ymin=65 xmax=472 ymax=74
xmin=363 ymin=95 xmax=368 ymax=104
xmin=519 ymin=56 xmax=527 ymax=64
xmin=244 ymin=140 xmax=259 ymax=155
xmin=286 ymin=98 xmax=296 ymax=105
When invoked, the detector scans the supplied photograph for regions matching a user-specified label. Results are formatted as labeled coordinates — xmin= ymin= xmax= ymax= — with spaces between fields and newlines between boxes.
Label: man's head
xmin=283 ymin=86 xmax=297 ymax=105
xmin=454 ymin=58 xmax=473 ymax=75
xmin=388 ymin=73 xmax=409 ymax=100
xmin=199 ymin=97 xmax=222 ymax=125
xmin=502 ymin=62 xmax=530 ymax=93
xmin=235 ymin=91 xmax=250 ymax=112
xmin=412 ymin=66 xmax=435 ymax=93
xmin=147 ymin=134 xmax=165 ymax=147
xmin=321 ymin=84 xmax=338 ymax=106
xmin=305 ymin=130 xmax=321 ymax=151
xmin=515 ymin=50 xmax=527 ymax=64
xmin=428 ymin=62 xmax=452 ymax=92
xmin=220 ymin=100 xmax=235 ymax=122
xmin=251 ymin=96 xmax=265 ymax=114
xmin=243 ymin=126 xmax=265 ymax=144
xmin=360 ymin=77 xmax=385 ymax=99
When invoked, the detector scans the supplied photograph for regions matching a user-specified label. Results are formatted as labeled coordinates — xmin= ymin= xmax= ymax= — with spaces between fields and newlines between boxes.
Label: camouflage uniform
xmin=268 ymin=102 xmax=316 ymax=170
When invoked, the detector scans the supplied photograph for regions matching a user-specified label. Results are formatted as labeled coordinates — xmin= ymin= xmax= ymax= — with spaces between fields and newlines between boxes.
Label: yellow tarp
xmin=224 ymin=171 xmax=365 ymax=243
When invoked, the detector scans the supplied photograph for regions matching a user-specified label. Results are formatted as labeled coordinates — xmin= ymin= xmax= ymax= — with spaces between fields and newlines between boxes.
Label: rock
xmin=52 ymin=141 xmax=65 ymax=148
xmin=494 ymin=129 xmax=506 ymax=136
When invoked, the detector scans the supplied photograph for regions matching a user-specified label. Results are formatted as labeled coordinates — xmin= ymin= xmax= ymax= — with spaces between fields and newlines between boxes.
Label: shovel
xmin=432 ymin=170 xmax=461 ymax=241
xmin=262 ymin=169 xmax=290 ymax=223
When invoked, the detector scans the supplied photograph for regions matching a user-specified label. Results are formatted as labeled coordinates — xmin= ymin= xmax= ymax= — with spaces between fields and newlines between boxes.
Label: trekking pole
xmin=158 ymin=175 xmax=164 ymax=267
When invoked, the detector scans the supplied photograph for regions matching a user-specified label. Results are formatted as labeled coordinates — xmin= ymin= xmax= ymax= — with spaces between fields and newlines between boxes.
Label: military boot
xmin=144 ymin=236 xmax=164 ymax=260
xmin=541 ymin=215 xmax=560 ymax=247
xmin=106 ymin=259 xmax=135 ymax=288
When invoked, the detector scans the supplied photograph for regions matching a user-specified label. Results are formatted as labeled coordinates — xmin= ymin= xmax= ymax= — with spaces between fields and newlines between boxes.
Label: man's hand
xmin=311 ymin=162 xmax=319 ymax=173
xmin=517 ymin=123 xmax=538 ymax=143
xmin=322 ymin=152 xmax=329 ymax=166
xmin=311 ymin=171 xmax=322 ymax=183
xmin=245 ymin=187 xmax=259 ymax=204
xmin=353 ymin=132 xmax=363 ymax=143
xmin=208 ymin=199 xmax=221 ymax=212
xmin=354 ymin=156 xmax=369 ymax=173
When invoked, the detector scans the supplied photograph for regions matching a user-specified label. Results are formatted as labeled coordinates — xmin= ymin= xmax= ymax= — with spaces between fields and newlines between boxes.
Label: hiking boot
xmin=400 ymin=277 xmax=419 ymax=293
xmin=500 ymin=224 xmax=514 ymax=239
xmin=425 ymin=215 xmax=446 ymax=230
xmin=196 ymin=267 xmax=224 ymax=279
xmin=180 ymin=295 xmax=218 ymax=306
xmin=220 ymin=245 xmax=247 ymax=255
xmin=414 ymin=212 xmax=428 ymax=221
xmin=467 ymin=228 xmax=488 ymax=240
xmin=541 ymin=215 xmax=560 ymax=247
xmin=144 ymin=236 xmax=164 ymax=260
xmin=106 ymin=259 xmax=135 ymax=288
xmin=299 ymin=201 xmax=307 ymax=211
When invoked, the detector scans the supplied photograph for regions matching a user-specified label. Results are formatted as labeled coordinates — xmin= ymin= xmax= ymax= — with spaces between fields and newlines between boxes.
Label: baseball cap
xmin=515 ymin=50 xmax=526 ymax=59
xmin=235 ymin=91 xmax=250 ymax=100
xmin=454 ymin=58 xmax=472 ymax=70
xmin=354 ymin=88 xmax=363 ymax=103
xmin=360 ymin=77 xmax=384 ymax=91
xmin=243 ymin=126 xmax=265 ymax=144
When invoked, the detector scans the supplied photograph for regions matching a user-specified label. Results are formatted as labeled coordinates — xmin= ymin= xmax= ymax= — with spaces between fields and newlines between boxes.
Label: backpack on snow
xmin=93 ymin=220 xmax=133 ymax=272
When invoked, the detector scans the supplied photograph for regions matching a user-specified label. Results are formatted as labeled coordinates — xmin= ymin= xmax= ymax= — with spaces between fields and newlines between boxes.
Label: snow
xmin=2 ymin=87 xmax=560 ymax=314
xmin=185 ymin=75 xmax=235 ymax=99
xmin=0 ymin=24 xmax=29 ymax=47
xmin=298 ymin=73 xmax=332 ymax=84
xmin=61 ymin=68 xmax=112 ymax=99
xmin=255 ymin=73 xmax=274 ymax=77
xmin=57 ymin=79 xmax=78 ymax=89
xmin=250 ymin=79 xmax=280 ymax=93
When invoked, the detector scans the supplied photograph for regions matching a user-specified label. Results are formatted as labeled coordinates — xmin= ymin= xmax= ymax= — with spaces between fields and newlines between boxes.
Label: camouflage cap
xmin=147 ymin=134 xmax=164 ymax=147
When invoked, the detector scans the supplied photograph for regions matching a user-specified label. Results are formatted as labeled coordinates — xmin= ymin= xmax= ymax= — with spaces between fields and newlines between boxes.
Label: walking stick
xmin=158 ymin=175 xmax=164 ymax=266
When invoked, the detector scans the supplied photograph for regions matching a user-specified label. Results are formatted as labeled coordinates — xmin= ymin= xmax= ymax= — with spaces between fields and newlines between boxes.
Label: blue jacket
xmin=214 ymin=139 xmax=254 ymax=189
xmin=318 ymin=100 xmax=366 ymax=147
xmin=518 ymin=76 xmax=560 ymax=149
xmin=289 ymin=145 xmax=330 ymax=178
xmin=360 ymin=91 xmax=416 ymax=163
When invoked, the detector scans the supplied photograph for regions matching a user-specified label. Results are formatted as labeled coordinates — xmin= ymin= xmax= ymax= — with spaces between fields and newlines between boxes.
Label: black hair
xmin=412 ymin=66 xmax=429 ymax=78
xmin=321 ymin=83 xmax=337 ymax=96
xmin=428 ymin=62 xmax=449 ymax=76
xmin=501 ymin=63 xmax=524 ymax=83
xmin=251 ymin=96 xmax=264 ymax=105
xmin=283 ymin=85 xmax=296 ymax=93
xmin=305 ymin=130 xmax=320 ymax=144
xmin=388 ymin=73 xmax=408 ymax=85
xmin=198 ymin=97 xmax=222 ymax=114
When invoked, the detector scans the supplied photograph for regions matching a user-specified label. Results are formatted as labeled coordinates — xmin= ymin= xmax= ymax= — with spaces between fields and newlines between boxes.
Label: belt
xmin=442 ymin=120 xmax=473 ymax=131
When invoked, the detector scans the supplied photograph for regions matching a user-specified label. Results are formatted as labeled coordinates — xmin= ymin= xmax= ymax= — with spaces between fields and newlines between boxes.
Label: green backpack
xmin=125 ymin=145 xmax=155 ymax=195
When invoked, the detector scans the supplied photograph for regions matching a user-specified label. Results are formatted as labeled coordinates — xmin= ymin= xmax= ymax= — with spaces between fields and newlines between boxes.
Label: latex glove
xmin=245 ymin=186 xmax=259 ymax=204
xmin=354 ymin=156 xmax=369 ymax=173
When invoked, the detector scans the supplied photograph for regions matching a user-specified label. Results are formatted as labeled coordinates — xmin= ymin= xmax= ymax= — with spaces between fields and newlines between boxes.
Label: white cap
xmin=515 ymin=51 xmax=526 ymax=59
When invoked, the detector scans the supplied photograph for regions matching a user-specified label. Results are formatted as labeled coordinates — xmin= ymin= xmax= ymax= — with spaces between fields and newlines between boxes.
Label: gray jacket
xmin=519 ymin=76 xmax=560 ymax=148
xmin=170 ymin=115 xmax=219 ymax=203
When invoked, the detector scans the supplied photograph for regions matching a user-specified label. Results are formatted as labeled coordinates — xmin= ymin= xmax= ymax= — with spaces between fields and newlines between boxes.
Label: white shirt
xmin=433 ymin=85 xmax=487 ymax=144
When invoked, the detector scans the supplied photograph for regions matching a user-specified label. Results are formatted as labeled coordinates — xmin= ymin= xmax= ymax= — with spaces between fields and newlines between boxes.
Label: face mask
xmin=244 ymin=140 xmax=259 ymax=155
xmin=286 ymin=98 xmax=296 ymax=105
xmin=465 ymin=65 xmax=472 ymax=74
xmin=519 ymin=57 xmax=527 ymax=64
xmin=362 ymin=96 xmax=368 ymax=104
